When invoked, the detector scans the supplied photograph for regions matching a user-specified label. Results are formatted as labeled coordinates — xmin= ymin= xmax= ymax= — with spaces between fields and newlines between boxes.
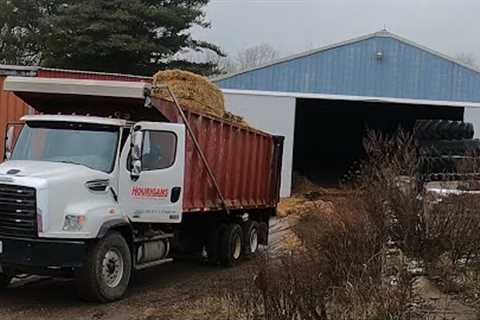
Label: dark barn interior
xmin=293 ymin=98 xmax=464 ymax=186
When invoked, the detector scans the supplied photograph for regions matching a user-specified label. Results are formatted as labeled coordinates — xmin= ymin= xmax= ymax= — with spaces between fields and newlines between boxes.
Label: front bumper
xmin=0 ymin=236 xmax=86 ymax=275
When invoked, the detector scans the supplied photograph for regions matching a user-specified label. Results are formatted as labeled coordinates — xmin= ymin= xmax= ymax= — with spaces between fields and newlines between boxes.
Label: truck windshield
xmin=11 ymin=121 xmax=119 ymax=173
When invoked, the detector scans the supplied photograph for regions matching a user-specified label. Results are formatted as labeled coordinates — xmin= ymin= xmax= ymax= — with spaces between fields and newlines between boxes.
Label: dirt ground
xmin=0 ymin=218 xmax=294 ymax=320
xmin=415 ymin=276 xmax=477 ymax=320
xmin=1 ymin=196 xmax=478 ymax=320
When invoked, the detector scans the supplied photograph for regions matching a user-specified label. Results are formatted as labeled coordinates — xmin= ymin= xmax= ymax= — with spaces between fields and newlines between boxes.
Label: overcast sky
xmin=192 ymin=0 xmax=480 ymax=61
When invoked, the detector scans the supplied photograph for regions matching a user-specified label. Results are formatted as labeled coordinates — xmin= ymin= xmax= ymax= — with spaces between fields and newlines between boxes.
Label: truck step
xmin=134 ymin=258 xmax=173 ymax=270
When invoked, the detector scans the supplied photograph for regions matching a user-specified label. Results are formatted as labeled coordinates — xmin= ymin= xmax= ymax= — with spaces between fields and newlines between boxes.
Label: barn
xmin=216 ymin=30 xmax=480 ymax=197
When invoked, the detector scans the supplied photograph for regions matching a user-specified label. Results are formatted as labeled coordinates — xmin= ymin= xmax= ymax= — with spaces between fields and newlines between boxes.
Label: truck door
xmin=119 ymin=122 xmax=185 ymax=224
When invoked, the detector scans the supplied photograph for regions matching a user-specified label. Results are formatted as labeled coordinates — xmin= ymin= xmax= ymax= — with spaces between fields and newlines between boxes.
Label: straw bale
xmin=152 ymin=69 xmax=225 ymax=118
xmin=152 ymin=69 xmax=249 ymax=127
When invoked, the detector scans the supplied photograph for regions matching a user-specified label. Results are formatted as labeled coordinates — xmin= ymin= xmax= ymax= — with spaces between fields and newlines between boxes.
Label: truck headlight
xmin=63 ymin=215 xmax=86 ymax=231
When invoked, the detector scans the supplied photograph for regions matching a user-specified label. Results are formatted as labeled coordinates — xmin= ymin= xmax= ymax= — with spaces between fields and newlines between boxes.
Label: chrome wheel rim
xmin=249 ymin=228 xmax=258 ymax=254
xmin=102 ymin=249 xmax=124 ymax=288
xmin=233 ymin=233 xmax=242 ymax=260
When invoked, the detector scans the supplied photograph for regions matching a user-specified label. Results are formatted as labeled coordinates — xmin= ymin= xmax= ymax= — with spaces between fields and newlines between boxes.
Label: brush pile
xmin=152 ymin=69 xmax=247 ymax=126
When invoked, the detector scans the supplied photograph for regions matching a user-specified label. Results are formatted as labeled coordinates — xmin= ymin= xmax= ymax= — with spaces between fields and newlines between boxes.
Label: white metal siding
xmin=464 ymin=107 xmax=480 ymax=138
xmin=223 ymin=92 xmax=295 ymax=197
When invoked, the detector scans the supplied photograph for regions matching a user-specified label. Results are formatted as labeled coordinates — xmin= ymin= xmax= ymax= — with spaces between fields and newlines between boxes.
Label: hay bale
xmin=152 ymin=69 xmax=249 ymax=127
xmin=224 ymin=111 xmax=249 ymax=127
xmin=152 ymin=69 xmax=225 ymax=118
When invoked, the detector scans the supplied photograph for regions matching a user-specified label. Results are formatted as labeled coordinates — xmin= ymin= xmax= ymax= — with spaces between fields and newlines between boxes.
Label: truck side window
xmin=141 ymin=131 xmax=177 ymax=171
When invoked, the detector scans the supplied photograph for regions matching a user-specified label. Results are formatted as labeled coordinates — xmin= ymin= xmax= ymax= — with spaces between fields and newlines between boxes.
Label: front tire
xmin=219 ymin=224 xmax=244 ymax=267
xmin=76 ymin=232 xmax=132 ymax=302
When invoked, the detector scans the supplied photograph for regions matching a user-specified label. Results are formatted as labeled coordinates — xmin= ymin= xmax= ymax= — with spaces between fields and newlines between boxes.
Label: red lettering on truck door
xmin=131 ymin=186 xmax=169 ymax=199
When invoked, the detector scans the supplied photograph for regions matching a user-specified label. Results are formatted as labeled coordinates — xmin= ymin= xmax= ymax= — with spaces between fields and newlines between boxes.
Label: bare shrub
xmin=328 ymin=270 xmax=416 ymax=320
xmin=295 ymin=196 xmax=417 ymax=319
xmin=359 ymin=131 xmax=480 ymax=265
xmin=222 ymin=249 xmax=416 ymax=320
xmin=294 ymin=193 xmax=384 ymax=286
xmin=358 ymin=130 xmax=480 ymax=307
xmin=354 ymin=130 xmax=426 ymax=259
xmin=425 ymin=184 xmax=480 ymax=304
xmin=423 ymin=192 xmax=480 ymax=264
xmin=216 ymin=253 xmax=331 ymax=320
xmin=221 ymin=129 xmax=480 ymax=319
xmin=220 ymin=191 xmax=417 ymax=319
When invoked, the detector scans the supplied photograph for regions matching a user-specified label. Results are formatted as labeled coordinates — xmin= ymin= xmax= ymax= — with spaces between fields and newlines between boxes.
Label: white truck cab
xmin=4 ymin=114 xmax=186 ymax=236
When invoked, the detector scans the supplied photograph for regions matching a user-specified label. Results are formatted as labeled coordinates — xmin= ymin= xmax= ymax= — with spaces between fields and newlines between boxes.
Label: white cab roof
xmin=4 ymin=76 xmax=150 ymax=99
xmin=21 ymin=114 xmax=129 ymax=127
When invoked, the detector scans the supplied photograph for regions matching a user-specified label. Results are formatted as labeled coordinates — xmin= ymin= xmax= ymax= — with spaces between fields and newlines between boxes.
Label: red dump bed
xmin=153 ymin=97 xmax=283 ymax=213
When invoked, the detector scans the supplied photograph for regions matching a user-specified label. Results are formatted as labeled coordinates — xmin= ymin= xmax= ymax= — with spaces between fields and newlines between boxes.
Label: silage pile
xmin=277 ymin=196 xmax=335 ymax=218
xmin=152 ymin=69 xmax=248 ymax=126
xmin=277 ymin=173 xmax=339 ymax=218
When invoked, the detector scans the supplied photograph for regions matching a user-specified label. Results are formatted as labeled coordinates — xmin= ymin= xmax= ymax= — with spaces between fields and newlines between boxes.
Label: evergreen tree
xmin=0 ymin=0 xmax=58 ymax=65
xmin=0 ymin=0 xmax=223 ymax=75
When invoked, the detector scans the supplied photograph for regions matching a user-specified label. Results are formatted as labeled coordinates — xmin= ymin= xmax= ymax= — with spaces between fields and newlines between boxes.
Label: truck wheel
xmin=219 ymin=224 xmax=244 ymax=267
xmin=258 ymin=222 xmax=269 ymax=245
xmin=77 ymin=232 xmax=132 ymax=302
xmin=0 ymin=273 xmax=12 ymax=289
xmin=243 ymin=221 xmax=259 ymax=258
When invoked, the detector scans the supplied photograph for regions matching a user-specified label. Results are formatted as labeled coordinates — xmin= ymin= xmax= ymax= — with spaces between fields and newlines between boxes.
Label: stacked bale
xmin=152 ymin=69 xmax=247 ymax=126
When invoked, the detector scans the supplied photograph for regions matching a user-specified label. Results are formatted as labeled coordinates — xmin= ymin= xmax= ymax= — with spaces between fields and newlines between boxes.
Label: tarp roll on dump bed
xmin=152 ymin=96 xmax=283 ymax=213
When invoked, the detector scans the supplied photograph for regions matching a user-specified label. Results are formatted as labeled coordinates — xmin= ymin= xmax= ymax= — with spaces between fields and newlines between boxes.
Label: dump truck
xmin=0 ymin=76 xmax=283 ymax=302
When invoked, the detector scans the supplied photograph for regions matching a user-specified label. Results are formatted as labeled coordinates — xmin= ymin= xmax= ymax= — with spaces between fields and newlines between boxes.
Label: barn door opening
xmin=292 ymin=98 xmax=463 ymax=189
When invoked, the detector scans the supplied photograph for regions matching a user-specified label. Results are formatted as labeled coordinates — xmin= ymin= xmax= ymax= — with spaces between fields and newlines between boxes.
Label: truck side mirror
xmin=5 ymin=126 xmax=14 ymax=160
xmin=130 ymin=130 xmax=144 ymax=179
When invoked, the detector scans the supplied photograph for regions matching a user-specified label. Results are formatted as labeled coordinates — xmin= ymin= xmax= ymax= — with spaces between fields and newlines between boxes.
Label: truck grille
xmin=0 ymin=184 xmax=37 ymax=238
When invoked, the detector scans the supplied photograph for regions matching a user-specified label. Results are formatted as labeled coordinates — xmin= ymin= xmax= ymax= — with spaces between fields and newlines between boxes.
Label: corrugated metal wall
xmin=217 ymin=33 xmax=480 ymax=104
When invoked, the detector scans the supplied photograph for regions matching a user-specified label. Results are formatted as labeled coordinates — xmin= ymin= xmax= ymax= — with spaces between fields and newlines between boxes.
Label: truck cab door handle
xmin=170 ymin=187 xmax=181 ymax=203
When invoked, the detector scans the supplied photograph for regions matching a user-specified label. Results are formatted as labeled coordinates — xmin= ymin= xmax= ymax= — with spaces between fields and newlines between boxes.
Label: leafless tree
xmin=175 ymin=49 xmax=238 ymax=76
xmin=236 ymin=43 xmax=279 ymax=71
xmin=456 ymin=52 xmax=478 ymax=68
xmin=204 ymin=50 xmax=238 ymax=75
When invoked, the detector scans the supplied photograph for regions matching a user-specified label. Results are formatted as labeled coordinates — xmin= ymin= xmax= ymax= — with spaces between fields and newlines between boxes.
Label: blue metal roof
xmin=216 ymin=31 xmax=480 ymax=104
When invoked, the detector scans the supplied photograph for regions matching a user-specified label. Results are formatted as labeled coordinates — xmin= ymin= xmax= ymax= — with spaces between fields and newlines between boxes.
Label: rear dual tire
xmin=219 ymin=224 xmax=244 ymax=267
xmin=242 ymin=221 xmax=259 ymax=258
xmin=208 ymin=221 xmax=261 ymax=267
